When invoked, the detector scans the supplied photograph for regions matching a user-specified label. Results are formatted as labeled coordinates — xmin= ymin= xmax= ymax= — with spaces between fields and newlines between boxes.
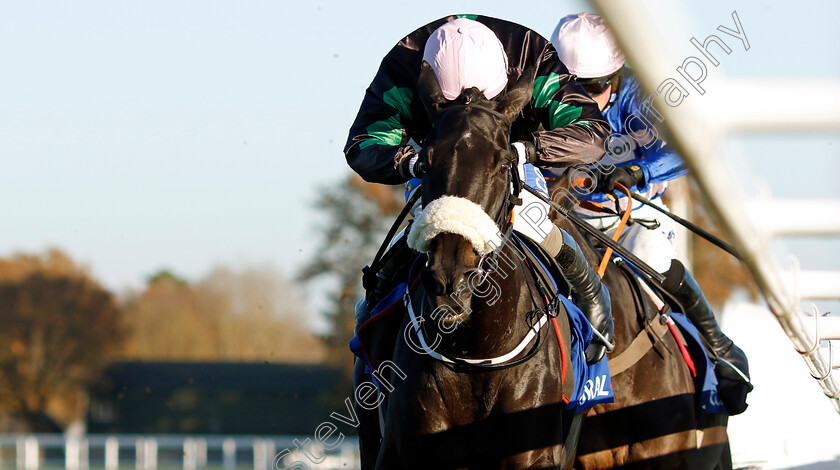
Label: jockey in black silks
xmin=547 ymin=12 xmax=752 ymax=415
xmin=345 ymin=16 xmax=615 ymax=370
xmin=344 ymin=20 xmax=618 ymax=457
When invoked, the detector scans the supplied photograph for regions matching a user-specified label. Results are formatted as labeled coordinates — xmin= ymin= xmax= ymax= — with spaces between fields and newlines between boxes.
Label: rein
xmin=361 ymin=189 xmax=422 ymax=303
xmin=521 ymin=183 xmax=666 ymax=284
xmin=521 ymin=182 xmax=699 ymax=376
xmin=405 ymin=291 xmax=554 ymax=371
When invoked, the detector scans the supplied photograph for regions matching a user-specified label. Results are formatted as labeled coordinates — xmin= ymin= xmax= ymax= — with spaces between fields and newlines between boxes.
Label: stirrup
xmin=590 ymin=326 xmax=615 ymax=352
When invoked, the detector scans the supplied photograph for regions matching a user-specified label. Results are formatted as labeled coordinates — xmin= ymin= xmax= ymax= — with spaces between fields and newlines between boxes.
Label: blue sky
xmin=0 ymin=0 xmax=584 ymax=293
xmin=2 ymin=0 xmax=838 ymax=319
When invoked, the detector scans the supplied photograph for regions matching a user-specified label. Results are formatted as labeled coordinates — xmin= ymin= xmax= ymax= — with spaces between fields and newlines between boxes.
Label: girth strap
xmin=607 ymin=259 xmax=671 ymax=377
xmin=608 ymin=316 xmax=669 ymax=377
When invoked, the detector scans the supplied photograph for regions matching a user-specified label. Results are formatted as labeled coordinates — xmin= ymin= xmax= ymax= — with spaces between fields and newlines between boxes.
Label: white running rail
xmin=0 ymin=434 xmax=359 ymax=470
xmin=593 ymin=0 xmax=840 ymax=414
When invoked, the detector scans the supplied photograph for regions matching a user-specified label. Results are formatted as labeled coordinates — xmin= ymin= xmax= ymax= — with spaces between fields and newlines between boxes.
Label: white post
xmin=135 ymin=438 xmax=144 ymax=470
xmin=105 ymin=437 xmax=119 ymax=470
xmin=66 ymin=437 xmax=80 ymax=470
xmin=80 ymin=438 xmax=89 ymax=470
xmin=16 ymin=436 xmax=25 ymax=470
xmin=222 ymin=438 xmax=236 ymax=470
xmin=183 ymin=438 xmax=196 ymax=470
xmin=24 ymin=437 xmax=39 ymax=470
xmin=252 ymin=439 xmax=266 ymax=470
xmin=340 ymin=440 xmax=354 ymax=469
xmin=196 ymin=439 xmax=207 ymax=469
xmin=264 ymin=441 xmax=275 ymax=470
xmin=144 ymin=438 xmax=157 ymax=470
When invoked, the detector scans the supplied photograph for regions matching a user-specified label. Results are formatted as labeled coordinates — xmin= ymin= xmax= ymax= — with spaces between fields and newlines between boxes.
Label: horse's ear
xmin=418 ymin=61 xmax=447 ymax=119
xmin=497 ymin=67 xmax=536 ymax=122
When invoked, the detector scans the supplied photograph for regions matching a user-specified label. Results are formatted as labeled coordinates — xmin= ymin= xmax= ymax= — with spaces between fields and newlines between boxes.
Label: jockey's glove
xmin=596 ymin=164 xmax=644 ymax=193
xmin=510 ymin=141 xmax=538 ymax=184
xmin=511 ymin=140 xmax=537 ymax=166
xmin=395 ymin=145 xmax=425 ymax=179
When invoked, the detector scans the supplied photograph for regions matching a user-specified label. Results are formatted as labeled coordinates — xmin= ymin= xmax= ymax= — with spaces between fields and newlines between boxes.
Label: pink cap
xmin=423 ymin=18 xmax=509 ymax=101
xmin=551 ymin=13 xmax=625 ymax=78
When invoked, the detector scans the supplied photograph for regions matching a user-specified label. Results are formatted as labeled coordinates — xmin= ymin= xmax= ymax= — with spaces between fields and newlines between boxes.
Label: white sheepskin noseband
xmin=407 ymin=196 xmax=502 ymax=255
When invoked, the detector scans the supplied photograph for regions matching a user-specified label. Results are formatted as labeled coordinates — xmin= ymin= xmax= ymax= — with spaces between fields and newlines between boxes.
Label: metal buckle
xmin=475 ymin=253 xmax=491 ymax=284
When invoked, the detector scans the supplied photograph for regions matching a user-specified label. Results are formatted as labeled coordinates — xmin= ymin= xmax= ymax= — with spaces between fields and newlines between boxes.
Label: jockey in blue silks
xmin=546 ymin=12 xmax=752 ymax=415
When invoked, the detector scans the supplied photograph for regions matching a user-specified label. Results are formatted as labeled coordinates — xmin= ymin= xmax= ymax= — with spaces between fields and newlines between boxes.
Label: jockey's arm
xmin=527 ymin=47 xmax=611 ymax=168
xmin=344 ymin=78 xmax=416 ymax=185
xmin=344 ymin=20 xmax=441 ymax=186
xmin=610 ymin=73 xmax=688 ymax=187
xmin=635 ymin=146 xmax=689 ymax=186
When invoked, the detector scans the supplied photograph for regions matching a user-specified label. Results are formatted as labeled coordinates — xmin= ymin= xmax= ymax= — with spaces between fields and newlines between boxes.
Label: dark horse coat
xmin=547 ymin=181 xmax=732 ymax=470
xmin=375 ymin=65 xmax=581 ymax=469
xmin=374 ymin=70 xmax=733 ymax=469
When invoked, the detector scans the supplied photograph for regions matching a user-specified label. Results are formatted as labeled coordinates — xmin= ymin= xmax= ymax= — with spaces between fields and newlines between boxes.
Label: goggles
xmin=578 ymin=68 xmax=623 ymax=95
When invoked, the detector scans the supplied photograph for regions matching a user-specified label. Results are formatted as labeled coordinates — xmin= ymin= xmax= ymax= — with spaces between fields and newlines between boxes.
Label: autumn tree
xmin=299 ymin=174 xmax=404 ymax=373
xmin=683 ymin=180 xmax=759 ymax=309
xmin=197 ymin=265 xmax=326 ymax=362
xmin=120 ymin=270 xmax=217 ymax=360
xmin=121 ymin=265 xmax=325 ymax=363
xmin=0 ymin=249 xmax=125 ymax=431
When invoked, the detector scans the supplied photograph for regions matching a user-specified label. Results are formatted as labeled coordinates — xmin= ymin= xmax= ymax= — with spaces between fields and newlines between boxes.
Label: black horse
xmin=374 ymin=63 xmax=580 ymax=469
xmin=545 ymin=179 xmax=732 ymax=469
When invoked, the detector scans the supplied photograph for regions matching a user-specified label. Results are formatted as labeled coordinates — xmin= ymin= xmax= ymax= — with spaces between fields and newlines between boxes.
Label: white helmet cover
xmin=551 ymin=12 xmax=625 ymax=78
xmin=423 ymin=18 xmax=510 ymax=101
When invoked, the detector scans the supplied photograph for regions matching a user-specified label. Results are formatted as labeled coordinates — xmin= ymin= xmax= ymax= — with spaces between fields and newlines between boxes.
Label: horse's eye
xmin=500 ymin=163 xmax=511 ymax=175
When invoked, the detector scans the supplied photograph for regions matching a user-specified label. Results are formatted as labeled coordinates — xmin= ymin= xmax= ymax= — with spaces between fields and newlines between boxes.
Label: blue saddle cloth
xmin=613 ymin=255 xmax=728 ymax=415
xmin=349 ymin=281 xmax=407 ymax=389
xmin=562 ymin=295 xmax=615 ymax=412
xmin=514 ymin=236 xmax=614 ymax=413
xmin=670 ymin=312 xmax=728 ymax=415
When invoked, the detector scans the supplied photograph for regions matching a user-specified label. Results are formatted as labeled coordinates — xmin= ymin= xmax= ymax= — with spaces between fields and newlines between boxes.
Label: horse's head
xmin=408 ymin=62 xmax=534 ymax=321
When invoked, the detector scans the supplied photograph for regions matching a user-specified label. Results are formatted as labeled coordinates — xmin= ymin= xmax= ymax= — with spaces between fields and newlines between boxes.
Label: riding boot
xmin=662 ymin=260 xmax=753 ymax=415
xmin=555 ymin=230 xmax=614 ymax=364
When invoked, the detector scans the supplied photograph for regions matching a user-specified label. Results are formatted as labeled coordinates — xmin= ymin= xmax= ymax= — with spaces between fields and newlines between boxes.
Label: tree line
xmin=0 ymin=249 xmax=324 ymax=431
